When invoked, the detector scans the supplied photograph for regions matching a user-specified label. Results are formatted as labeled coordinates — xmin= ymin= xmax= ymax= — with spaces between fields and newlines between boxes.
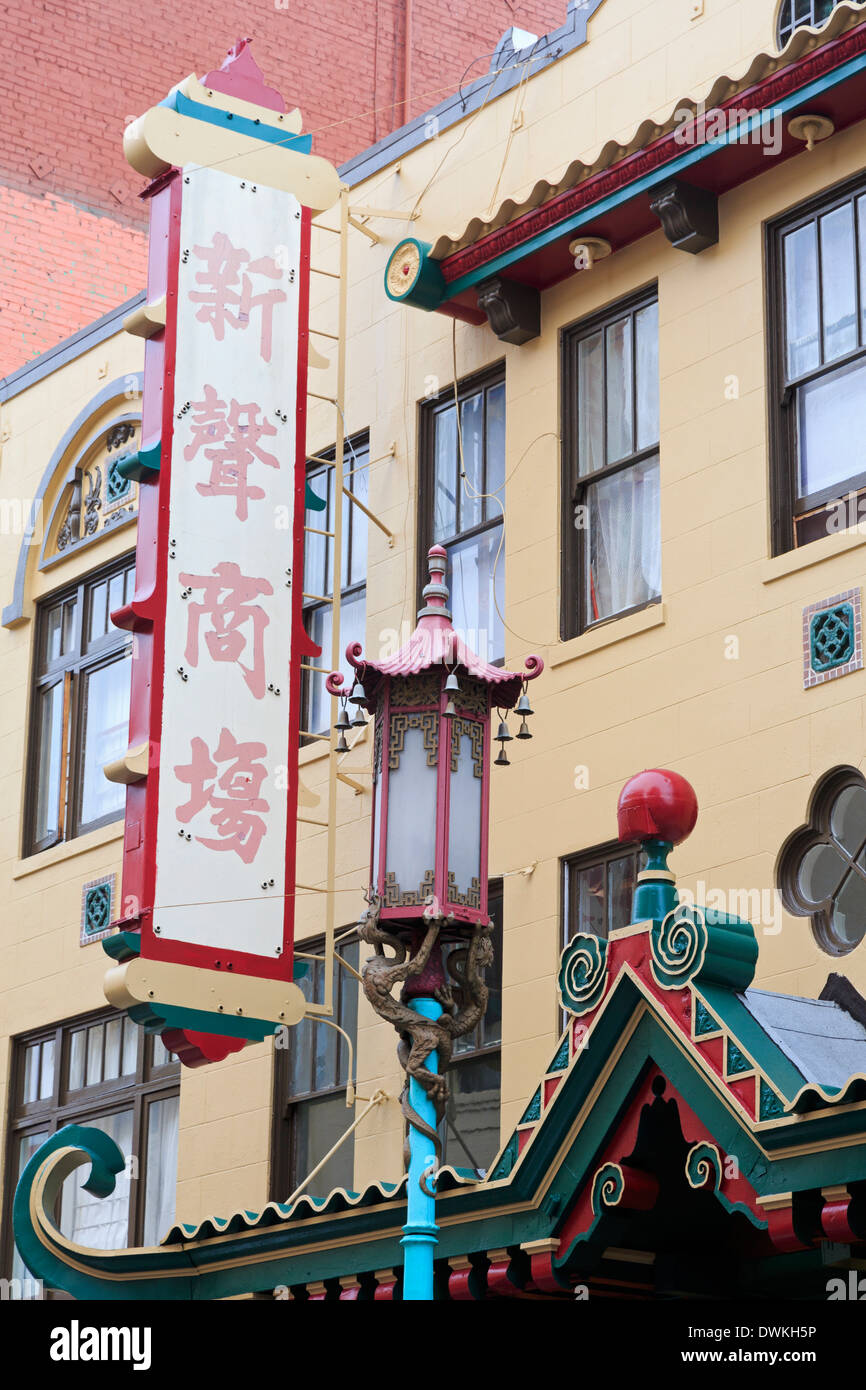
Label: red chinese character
xmin=179 ymin=561 xmax=273 ymax=699
xmin=184 ymin=386 xmax=280 ymax=521
xmin=188 ymin=232 xmax=286 ymax=362
xmin=175 ymin=729 xmax=269 ymax=864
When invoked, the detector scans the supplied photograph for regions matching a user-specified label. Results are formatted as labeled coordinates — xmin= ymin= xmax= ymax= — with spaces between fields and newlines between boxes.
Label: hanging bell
xmin=496 ymin=719 xmax=513 ymax=742
xmin=516 ymin=718 xmax=532 ymax=740
xmin=516 ymin=692 xmax=534 ymax=718
xmin=444 ymin=671 xmax=460 ymax=694
xmin=444 ymin=699 xmax=456 ymax=718
xmin=335 ymin=705 xmax=351 ymax=732
xmin=350 ymin=707 xmax=367 ymax=729
xmin=349 ymin=682 xmax=368 ymax=707
xmin=336 ymin=730 xmax=350 ymax=753
xmin=494 ymin=745 xmax=510 ymax=767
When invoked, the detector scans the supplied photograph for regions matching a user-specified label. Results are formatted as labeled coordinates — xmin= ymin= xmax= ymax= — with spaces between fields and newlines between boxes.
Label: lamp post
xmin=328 ymin=545 xmax=543 ymax=1299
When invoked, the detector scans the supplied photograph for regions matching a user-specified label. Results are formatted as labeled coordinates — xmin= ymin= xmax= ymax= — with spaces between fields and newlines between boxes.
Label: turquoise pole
xmin=401 ymin=996 xmax=442 ymax=1301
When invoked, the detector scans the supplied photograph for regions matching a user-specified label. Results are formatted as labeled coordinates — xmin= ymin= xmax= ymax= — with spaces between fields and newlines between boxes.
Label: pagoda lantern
xmin=327 ymin=544 xmax=543 ymax=937
xmin=327 ymin=544 xmax=543 ymax=1301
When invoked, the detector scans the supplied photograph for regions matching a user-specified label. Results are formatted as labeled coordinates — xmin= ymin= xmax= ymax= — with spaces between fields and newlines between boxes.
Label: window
xmin=419 ymin=367 xmax=505 ymax=663
xmin=272 ymin=938 xmax=360 ymax=1200
xmin=26 ymin=558 xmax=135 ymax=855
xmin=439 ymin=883 xmax=503 ymax=1175
xmin=562 ymin=841 xmax=642 ymax=944
xmin=562 ymin=290 xmax=661 ymax=638
xmin=777 ymin=1 xmax=841 ymax=47
xmin=778 ymin=767 xmax=866 ymax=955
xmin=303 ymin=436 xmax=368 ymax=737
xmin=3 ymin=1012 xmax=179 ymax=1288
xmin=768 ymin=176 xmax=866 ymax=554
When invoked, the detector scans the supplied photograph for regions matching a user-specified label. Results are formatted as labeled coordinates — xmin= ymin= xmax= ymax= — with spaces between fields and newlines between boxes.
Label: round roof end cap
xmin=617 ymin=768 xmax=698 ymax=846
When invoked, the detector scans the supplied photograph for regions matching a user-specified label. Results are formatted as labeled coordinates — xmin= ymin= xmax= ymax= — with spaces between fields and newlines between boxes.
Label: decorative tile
xmin=803 ymin=589 xmax=862 ymax=689
xmin=80 ymin=874 xmax=115 ymax=945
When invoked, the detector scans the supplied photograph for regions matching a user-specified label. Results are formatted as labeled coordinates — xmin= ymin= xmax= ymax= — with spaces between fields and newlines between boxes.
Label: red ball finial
xmin=617 ymin=769 xmax=698 ymax=846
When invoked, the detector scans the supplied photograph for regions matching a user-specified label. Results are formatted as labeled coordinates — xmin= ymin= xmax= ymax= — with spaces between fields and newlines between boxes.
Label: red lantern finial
xmin=617 ymin=769 xmax=698 ymax=846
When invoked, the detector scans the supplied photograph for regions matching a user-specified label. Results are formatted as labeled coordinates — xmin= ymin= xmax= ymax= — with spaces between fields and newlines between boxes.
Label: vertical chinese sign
xmin=103 ymin=42 xmax=340 ymax=1064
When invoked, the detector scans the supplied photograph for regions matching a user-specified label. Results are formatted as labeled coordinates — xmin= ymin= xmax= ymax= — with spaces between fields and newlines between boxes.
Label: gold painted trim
xmin=103 ymin=955 xmax=306 ymax=1027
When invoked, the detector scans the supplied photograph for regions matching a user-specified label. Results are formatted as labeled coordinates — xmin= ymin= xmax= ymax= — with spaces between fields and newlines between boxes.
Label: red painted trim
xmin=821 ymin=1196 xmax=856 ymax=1243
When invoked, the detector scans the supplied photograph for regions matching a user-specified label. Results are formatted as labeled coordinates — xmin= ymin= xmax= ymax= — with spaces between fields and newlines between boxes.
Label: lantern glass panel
xmin=385 ymin=720 xmax=438 ymax=902
xmin=447 ymin=723 xmax=483 ymax=906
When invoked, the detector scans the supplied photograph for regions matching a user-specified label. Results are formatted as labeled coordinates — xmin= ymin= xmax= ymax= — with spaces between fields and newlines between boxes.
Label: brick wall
xmin=0 ymin=0 xmax=565 ymax=375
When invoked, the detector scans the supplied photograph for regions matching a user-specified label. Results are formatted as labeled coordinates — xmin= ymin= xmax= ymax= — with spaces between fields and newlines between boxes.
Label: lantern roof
xmin=334 ymin=545 xmax=543 ymax=711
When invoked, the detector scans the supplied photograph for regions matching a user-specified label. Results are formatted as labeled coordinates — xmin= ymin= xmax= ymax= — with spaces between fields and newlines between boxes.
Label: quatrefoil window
xmin=778 ymin=768 xmax=866 ymax=955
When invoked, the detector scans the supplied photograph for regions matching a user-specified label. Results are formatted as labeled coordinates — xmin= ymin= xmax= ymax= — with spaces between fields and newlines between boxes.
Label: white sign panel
xmin=153 ymin=163 xmax=300 ymax=956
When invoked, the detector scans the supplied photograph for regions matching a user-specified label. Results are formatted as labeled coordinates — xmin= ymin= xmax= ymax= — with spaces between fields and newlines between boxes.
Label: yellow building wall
xmin=4 ymin=0 xmax=866 ymax=1236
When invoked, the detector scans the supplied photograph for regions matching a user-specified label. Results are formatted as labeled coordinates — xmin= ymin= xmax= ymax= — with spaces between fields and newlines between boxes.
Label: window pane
xmin=86 ymin=1024 xmax=104 ymax=1086
xmin=33 ymin=680 xmax=64 ymax=846
xmin=459 ymin=392 xmax=484 ymax=533
xmin=151 ymin=1033 xmax=171 ymax=1069
xmin=820 ymin=203 xmax=857 ymax=363
xmin=78 ymin=654 xmax=131 ymax=828
xmin=798 ymin=354 xmax=866 ymax=499
xmin=23 ymin=1044 xmax=40 ymax=1104
xmin=442 ymin=1055 xmax=501 ymax=1173
xmin=831 ymin=869 xmax=866 ymax=951
xmin=385 ymin=725 xmax=438 ymax=902
xmin=108 ymin=571 xmax=125 ymax=624
xmin=307 ymin=588 xmax=365 ymax=734
xmin=577 ymin=861 xmax=606 ymax=939
xmin=577 ymin=330 xmax=604 ymax=476
xmin=608 ymin=853 xmax=637 ymax=935
xmin=858 ymin=197 xmax=866 ymax=341
xmin=144 ymin=1095 xmax=179 ymax=1244
xmin=346 ymin=445 xmax=369 ymax=589
xmin=605 ymin=316 xmax=634 ymax=463
xmin=486 ymin=382 xmax=506 ymax=505
xmin=292 ymin=1092 xmax=354 ymax=1198
xmin=584 ymin=456 xmax=661 ymax=624
xmin=784 ymin=222 xmax=820 ymax=379
xmin=12 ymin=1130 xmax=50 ymax=1283
xmin=337 ymin=941 xmax=360 ymax=1087
xmin=830 ymin=782 xmax=866 ymax=854
xmin=104 ymin=1016 xmax=122 ymax=1080
xmin=44 ymin=606 xmax=63 ymax=667
xmin=433 ymin=404 xmax=458 ymax=541
xmin=447 ymin=723 xmax=483 ymax=906
xmin=59 ymin=1110 xmax=132 ymax=1250
xmin=313 ymin=1014 xmax=339 ymax=1093
xmin=447 ymin=527 xmax=504 ymax=663
xmin=304 ymin=465 xmax=330 ymax=597
xmin=635 ymin=302 xmax=660 ymax=449
xmin=39 ymin=1037 xmax=55 ymax=1100
xmin=68 ymin=1029 xmax=85 ymax=1091
xmin=122 ymin=1016 xmax=138 ymax=1075
xmin=88 ymin=580 xmax=109 ymax=645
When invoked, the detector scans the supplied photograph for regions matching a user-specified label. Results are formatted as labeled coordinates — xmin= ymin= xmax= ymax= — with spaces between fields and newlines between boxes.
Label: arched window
xmin=778 ymin=1 xmax=842 ymax=48
xmin=777 ymin=766 xmax=866 ymax=955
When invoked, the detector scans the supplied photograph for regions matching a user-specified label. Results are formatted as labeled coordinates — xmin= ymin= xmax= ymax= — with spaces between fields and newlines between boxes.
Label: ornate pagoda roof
xmin=338 ymin=544 xmax=542 ymax=711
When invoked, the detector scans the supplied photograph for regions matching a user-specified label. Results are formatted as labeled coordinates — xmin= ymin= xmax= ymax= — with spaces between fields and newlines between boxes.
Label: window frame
xmin=301 ymin=433 xmax=369 ymax=739
xmin=777 ymin=0 xmax=841 ymax=48
xmin=2 ymin=1009 xmax=179 ymax=1282
xmin=560 ymin=285 xmax=661 ymax=640
xmin=417 ymin=362 xmax=506 ymax=661
xmin=767 ymin=171 xmax=866 ymax=556
xmin=777 ymin=764 xmax=866 ymax=956
xmin=270 ymin=933 xmax=360 ymax=1200
xmin=561 ymin=839 xmax=643 ymax=948
xmin=25 ymin=555 xmax=135 ymax=856
xmin=439 ymin=879 xmax=503 ymax=1174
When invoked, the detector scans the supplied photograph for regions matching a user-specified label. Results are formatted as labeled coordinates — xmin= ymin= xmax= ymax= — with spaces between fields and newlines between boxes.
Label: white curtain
xmin=588 ymin=457 xmax=661 ymax=622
